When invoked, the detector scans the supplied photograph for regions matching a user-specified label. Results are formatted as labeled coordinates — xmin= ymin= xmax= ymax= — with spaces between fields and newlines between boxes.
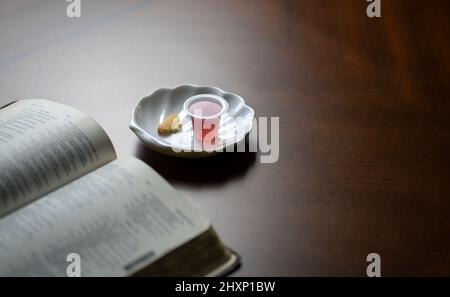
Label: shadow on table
xmin=134 ymin=141 xmax=257 ymax=186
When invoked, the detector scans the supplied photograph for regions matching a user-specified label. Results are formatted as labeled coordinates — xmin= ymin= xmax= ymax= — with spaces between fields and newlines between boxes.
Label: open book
xmin=0 ymin=99 xmax=239 ymax=277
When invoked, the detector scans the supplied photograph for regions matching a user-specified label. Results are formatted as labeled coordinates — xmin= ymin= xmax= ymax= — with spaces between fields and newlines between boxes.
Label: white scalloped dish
xmin=130 ymin=84 xmax=255 ymax=158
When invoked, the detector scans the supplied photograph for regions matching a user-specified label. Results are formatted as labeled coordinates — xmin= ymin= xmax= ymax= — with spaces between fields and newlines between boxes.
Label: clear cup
xmin=183 ymin=94 xmax=228 ymax=145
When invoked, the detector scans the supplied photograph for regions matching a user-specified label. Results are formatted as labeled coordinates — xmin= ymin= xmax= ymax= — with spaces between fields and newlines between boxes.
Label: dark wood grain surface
xmin=0 ymin=0 xmax=449 ymax=276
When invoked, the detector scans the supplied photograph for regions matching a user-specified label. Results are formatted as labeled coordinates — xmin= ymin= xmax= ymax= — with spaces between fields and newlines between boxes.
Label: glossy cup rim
xmin=183 ymin=94 xmax=228 ymax=120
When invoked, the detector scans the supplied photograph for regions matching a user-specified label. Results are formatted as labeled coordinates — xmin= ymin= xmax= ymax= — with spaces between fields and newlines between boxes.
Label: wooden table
xmin=0 ymin=0 xmax=449 ymax=276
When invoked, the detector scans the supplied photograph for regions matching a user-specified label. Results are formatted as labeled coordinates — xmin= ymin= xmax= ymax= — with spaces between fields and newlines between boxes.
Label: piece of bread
xmin=158 ymin=114 xmax=182 ymax=135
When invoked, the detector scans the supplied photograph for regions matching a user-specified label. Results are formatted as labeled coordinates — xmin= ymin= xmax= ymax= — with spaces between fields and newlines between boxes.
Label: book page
xmin=0 ymin=99 xmax=116 ymax=217
xmin=0 ymin=156 xmax=210 ymax=277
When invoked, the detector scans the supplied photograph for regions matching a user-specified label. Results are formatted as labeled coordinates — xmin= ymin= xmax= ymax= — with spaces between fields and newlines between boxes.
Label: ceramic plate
xmin=130 ymin=84 xmax=255 ymax=158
